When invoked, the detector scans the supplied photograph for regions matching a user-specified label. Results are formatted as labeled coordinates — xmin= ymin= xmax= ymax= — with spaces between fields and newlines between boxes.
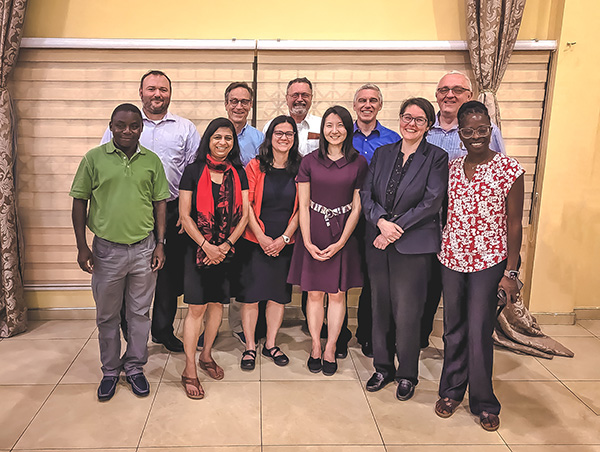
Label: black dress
xmin=239 ymin=168 xmax=296 ymax=304
xmin=179 ymin=161 xmax=248 ymax=305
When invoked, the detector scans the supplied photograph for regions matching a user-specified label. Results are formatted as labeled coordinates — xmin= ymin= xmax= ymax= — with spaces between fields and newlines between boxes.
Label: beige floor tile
xmin=16 ymin=450 xmax=135 ymax=452
xmin=386 ymin=447 xmax=510 ymax=451
xmin=539 ymin=324 xmax=594 ymax=337
xmin=579 ymin=320 xmax=600 ymax=336
xmin=494 ymin=381 xmax=600 ymax=445
xmin=10 ymin=320 xmax=97 ymax=340
xmin=492 ymin=348 xmax=556 ymax=380
xmin=14 ymin=383 xmax=153 ymax=449
xmin=0 ymin=338 xmax=86 ymax=384
xmin=163 ymin=335 xmax=260 ymax=382
xmin=60 ymin=339 xmax=168 ymax=384
xmin=367 ymin=380 xmax=504 ymax=445
xmin=260 ymin=334 xmax=359 ymax=381
xmin=351 ymin=346 xmax=443 ymax=383
xmin=264 ymin=447 xmax=385 ymax=451
xmin=140 ymin=381 xmax=260 ymax=447
xmin=563 ymin=381 xmax=600 ymax=415
xmin=139 ymin=448 xmax=260 ymax=452
xmin=0 ymin=385 xmax=54 ymax=449
xmin=261 ymin=380 xmax=381 ymax=446
xmin=510 ymin=447 xmax=600 ymax=451
xmin=535 ymin=337 xmax=600 ymax=380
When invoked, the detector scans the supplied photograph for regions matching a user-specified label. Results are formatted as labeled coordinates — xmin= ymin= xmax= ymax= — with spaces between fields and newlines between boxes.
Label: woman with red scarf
xmin=179 ymin=118 xmax=249 ymax=399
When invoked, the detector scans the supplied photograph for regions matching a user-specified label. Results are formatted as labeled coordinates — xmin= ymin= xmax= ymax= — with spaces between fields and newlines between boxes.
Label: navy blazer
xmin=360 ymin=138 xmax=449 ymax=254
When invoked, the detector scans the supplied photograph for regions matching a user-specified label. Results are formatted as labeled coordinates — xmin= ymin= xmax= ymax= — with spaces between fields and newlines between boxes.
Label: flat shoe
xmin=480 ymin=411 xmax=500 ymax=431
xmin=181 ymin=375 xmax=204 ymax=399
xmin=395 ymin=378 xmax=415 ymax=401
xmin=435 ymin=397 xmax=461 ymax=418
xmin=322 ymin=359 xmax=338 ymax=376
xmin=307 ymin=355 xmax=322 ymax=373
xmin=198 ymin=358 xmax=224 ymax=380
xmin=240 ymin=349 xmax=256 ymax=371
xmin=262 ymin=345 xmax=289 ymax=366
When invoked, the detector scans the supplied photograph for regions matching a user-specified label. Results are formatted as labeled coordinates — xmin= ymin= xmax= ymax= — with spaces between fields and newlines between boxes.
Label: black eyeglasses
xmin=400 ymin=114 xmax=428 ymax=127
xmin=228 ymin=98 xmax=251 ymax=107
xmin=458 ymin=126 xmax=491 ymax=139
xmin=273 ymin=131 xmax=296 ymax=139
xmin=437 ymin=86 xmax=471 ymax=95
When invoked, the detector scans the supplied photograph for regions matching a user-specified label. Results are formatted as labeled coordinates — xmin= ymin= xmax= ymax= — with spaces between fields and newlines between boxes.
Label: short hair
xmin=110 ymin=103 xmax=143 ymax=122
xmin=457 ymin=100 xmax=491 ymax=128
xmin=258 ymin=115 xmax=302 ymax=176
xmin=438 ymin=70 xmax=473 ymax=91
xmin=353 ymin=84 xmax=383 ymax=104
xmin=224 ymin=82 xmax=254 ymax=103
xmin=195 ymin=117 xmax=242 ymax=168
xmin=318 ymin=105 xmax=358 ymax=163
xmin=399 ymin=97 xmax=436 ymax=135
xmin=140 ymin=70 xmax=172 ymax=91
xmin=287 ymin=77 xmax=313 ymax=93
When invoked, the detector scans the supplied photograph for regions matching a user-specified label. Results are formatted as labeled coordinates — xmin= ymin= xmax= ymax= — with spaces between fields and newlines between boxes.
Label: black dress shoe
xmin=366 ymin=372 xmax=393 ymax=392
xmin=152 ymin=334 xmax=184 ymax=353
xmin=395 ymin=378 xmax=415 ymax=401
xmin=335 ymin=343 xmax=348 ymax=359
xmin=360 ymin=341 xmax=373 ymax=358
xmin=322 ymin=359 xmax=338 ymax=376
xmin=97 ymin=376 xmax=119 ymax=401
xmin=307 ymin=356 xmax=322 ymax=373
xmin=127 ymin=373 xmax=150 ymax=397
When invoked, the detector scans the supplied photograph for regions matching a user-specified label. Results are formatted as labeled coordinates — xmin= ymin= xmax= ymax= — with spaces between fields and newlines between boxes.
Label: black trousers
xmin=439 ymin=261 xmax=504 ymax=416
xmin=368 ymin=245 xmax=432 ymax=384
xmin=420 ymin=258 xmax=443 ymax=347
xmin=354 ymin=216 xmax=372 ymax=345
xmin=151 ymin=199 xmax=186 ymax=339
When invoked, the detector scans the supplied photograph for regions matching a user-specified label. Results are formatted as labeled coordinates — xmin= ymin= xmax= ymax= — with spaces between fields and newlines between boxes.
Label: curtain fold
xmin=465 ymin=0 xmax=526 ymax=128
xmin=0 ymin=0 xmax=28 ymax=337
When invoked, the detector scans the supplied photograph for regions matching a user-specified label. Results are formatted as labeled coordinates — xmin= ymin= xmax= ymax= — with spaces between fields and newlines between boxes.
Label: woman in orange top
xmin=237 ymin=116 xmax=301 ymax=370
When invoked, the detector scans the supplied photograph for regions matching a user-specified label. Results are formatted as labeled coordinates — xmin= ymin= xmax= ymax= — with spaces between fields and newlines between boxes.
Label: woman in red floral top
xmin=435 ymin=101 xmax=524 ymax=432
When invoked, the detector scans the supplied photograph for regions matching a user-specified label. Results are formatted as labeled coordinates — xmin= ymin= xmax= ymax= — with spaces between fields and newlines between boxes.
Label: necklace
xmin=465 ymin=153 xmax=494 ymax=171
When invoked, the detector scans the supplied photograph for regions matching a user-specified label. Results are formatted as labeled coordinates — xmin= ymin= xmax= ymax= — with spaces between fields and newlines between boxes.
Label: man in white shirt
xmin=263 ymin=77 xmax=321 ymax=156
xmin=101 ymin=70 xmax=201 ymax=353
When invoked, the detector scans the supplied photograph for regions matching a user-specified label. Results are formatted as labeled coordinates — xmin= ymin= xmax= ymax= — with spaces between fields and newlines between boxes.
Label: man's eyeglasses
xmin=458 ymin=126 xmax=491 ymax=139
xmin=273 ymin=131 xmax=296 ymax=139
xmin=436 ymin=86 xmax=471 ymax=95
xmin=287 ymin=93 xmax=312 ymax=100
xmin=400 ymin=114 xmax=428 ymax=127
xmin=228 ymin=98 xmax=251 ymax=107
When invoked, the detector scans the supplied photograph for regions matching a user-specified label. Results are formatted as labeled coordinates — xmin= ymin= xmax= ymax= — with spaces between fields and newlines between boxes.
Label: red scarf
xmin=196 ymin=155 xmax=243 ymax=266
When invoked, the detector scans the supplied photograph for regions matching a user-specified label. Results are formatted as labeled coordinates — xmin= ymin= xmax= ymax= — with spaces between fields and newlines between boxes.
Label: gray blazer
xmin=360 ymin=138 xmax=449 ymax=254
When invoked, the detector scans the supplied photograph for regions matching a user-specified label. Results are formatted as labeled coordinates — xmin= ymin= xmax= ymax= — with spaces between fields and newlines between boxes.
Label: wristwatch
xmin=158 ymin=238 xmax=166 ymax=245
xmin=504 ymin=269 xmax=520 ymax=280
xmin=281 ymin=234 xmax=291 ymax=244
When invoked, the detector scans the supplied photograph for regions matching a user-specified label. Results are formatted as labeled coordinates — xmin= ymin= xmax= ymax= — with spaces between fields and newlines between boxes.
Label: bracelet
xmin=225 ymin=239 xmax=234 ymax=247
xmin=200 ymin=238 xmax=206 ymax=249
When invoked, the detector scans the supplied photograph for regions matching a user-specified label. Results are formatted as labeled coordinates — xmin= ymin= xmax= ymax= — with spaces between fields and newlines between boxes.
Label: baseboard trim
xmin=574 ymin=307 xmax=600 ymax=320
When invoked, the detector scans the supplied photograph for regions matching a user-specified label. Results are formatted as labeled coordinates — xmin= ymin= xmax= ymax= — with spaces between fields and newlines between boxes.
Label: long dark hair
xmin=258 ymin=115 xmax=301 ymax=175
xmin=195 ymin=117 xmax=242 ymax=168
xmin=318 ymin=105 xmax=358 ymax=162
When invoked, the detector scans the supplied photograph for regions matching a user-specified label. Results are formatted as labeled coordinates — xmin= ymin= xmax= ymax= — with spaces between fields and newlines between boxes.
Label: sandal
xmin=198 ymin=358 xmax=224 ymax=380
xmin=262 ymin=345 xmax=289 ymax=367
xmin=181 ymin=375 xmax=204 ymax=400
xmin=241 ymin=349 xmax=257 ymax=371
xmin=479 ymin=411 xmax=500 ymax=431
xmin=435 ymin=397 xmax=461 ymax=418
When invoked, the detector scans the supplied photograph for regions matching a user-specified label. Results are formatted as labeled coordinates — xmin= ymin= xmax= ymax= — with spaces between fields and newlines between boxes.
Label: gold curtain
xmin=466 ymin=0 xmax=526 ymax=128
xmin=0 ymin=0 xmax=28 ymax=337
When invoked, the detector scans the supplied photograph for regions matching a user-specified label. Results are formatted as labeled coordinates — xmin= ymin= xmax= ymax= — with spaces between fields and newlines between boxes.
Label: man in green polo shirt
xmin=70 ymin=103 xmax=169 ymax=401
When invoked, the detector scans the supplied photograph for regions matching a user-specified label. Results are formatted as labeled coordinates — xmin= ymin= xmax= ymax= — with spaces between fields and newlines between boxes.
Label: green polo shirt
xmin=69 ymin=141 xmax=170 ymax=244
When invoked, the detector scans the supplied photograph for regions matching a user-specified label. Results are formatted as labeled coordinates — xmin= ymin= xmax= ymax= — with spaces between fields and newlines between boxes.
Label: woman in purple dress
xmin=288 ymin=105 xmax=368 ymax=376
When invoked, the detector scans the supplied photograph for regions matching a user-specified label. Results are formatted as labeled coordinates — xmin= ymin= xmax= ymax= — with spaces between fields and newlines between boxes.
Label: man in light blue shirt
xmin=352 ymin=84 xmax=400 ymax=164
xmin=426 ymin=71 xmax=505 ymax=161
xmin=224 ymin=81 xmax=264 ymax=166
xmin=101 ymin=70 xmax=201 ymax=353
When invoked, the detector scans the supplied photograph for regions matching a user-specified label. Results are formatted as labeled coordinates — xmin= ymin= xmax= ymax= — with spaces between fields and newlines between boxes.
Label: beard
xmin=289 ymin=102 xmax=309 ymax=117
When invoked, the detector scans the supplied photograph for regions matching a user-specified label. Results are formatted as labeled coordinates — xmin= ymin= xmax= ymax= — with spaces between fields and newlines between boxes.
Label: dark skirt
xmin=238 ymin=239 xmax=293 ymax=305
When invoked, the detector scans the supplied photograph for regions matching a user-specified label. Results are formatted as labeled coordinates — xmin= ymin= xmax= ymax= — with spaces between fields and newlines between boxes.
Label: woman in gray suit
xmin=360 ymin=97 xmax=448 ymax=401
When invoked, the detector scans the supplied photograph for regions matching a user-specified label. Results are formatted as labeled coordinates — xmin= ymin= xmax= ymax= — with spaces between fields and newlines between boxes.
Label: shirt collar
xmin=353 ymin=120 xmax=383 ymax=137
xmin=106 ymin=140 xmax=144 ymax=155
xmin=237 ymin=122 xmax=250 ymax=137
xmin=432 ymin=112 xmax=458 ymax=132
xmin=316 ymin=152 xmax=349 ymax=169
xmin=142 ymin=110 xmax=176 ymax=123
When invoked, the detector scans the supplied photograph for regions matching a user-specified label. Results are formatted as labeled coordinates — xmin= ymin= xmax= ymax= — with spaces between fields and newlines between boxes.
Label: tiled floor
xmin=1 ymin=318 xmax=599 ymax=451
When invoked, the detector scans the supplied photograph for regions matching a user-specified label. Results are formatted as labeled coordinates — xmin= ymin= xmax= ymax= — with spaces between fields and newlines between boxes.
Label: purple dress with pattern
xmin=287 ymin=150 xmax=368 ymax=293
